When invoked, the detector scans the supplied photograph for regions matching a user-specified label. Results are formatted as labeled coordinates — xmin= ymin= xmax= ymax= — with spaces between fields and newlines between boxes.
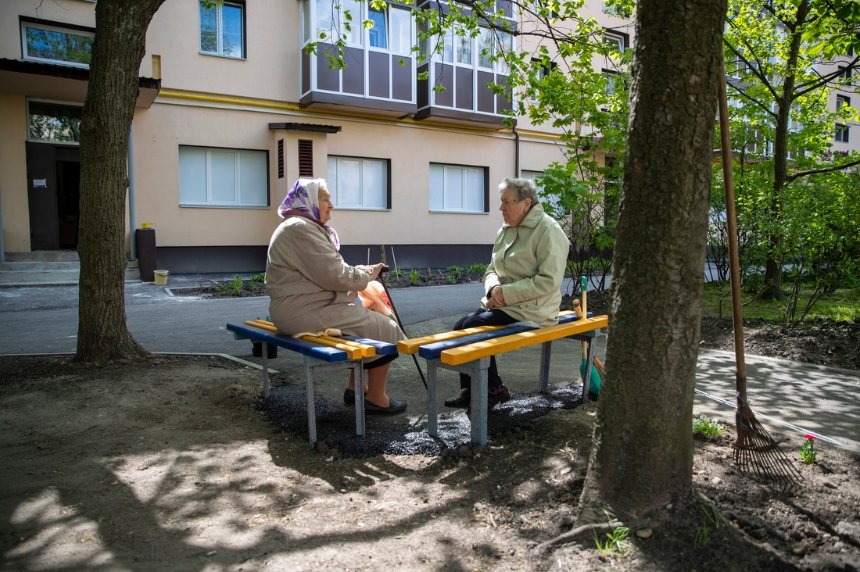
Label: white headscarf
xmin=277 ymin=178 xmax=340 ymax=249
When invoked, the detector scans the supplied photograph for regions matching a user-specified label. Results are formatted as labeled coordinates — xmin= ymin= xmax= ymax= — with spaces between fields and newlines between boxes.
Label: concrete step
xmin=0 ymin=253 xmax=142 ymax=286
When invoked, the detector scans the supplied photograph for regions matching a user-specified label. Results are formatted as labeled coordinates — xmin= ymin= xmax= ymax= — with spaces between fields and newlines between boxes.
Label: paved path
xmin=1 ymin=276 xmax=857 ymax=454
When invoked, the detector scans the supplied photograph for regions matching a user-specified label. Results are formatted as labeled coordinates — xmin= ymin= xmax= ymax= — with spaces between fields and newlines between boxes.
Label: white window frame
xmin=835 ymin=123 xmax=850 ymax=143
xmin=429 ymin=163 xmax=486 ymax=214
xmin=21 ymin=20 xmax=94 ymax=68
xmin=603 ymin=30 xmax=627 ymax=52
xmin=327 ymin=156 xmax=390 ymax=210
xmin=178 ymin=146 xmax=268 ymax=208
xmin=199 ymin=0 xmax=246 ymax=59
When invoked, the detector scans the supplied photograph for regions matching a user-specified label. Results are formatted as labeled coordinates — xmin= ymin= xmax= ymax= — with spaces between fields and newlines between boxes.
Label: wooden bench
xmin=398 ymin=311 xmax=608 ymax=446
xmin=226 ymin=320 xmax=397 ymax=445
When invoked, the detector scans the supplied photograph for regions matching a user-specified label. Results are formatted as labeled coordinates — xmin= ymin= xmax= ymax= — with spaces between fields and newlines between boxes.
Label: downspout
xmin=128 ymin=125 xmax=137 ymax=261
xmin=513 ymin=124 xmax=520 ymax=176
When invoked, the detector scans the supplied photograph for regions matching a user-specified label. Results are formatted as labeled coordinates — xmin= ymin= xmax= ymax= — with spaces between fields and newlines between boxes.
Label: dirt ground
xmin=1 ymin=353 xmax=858 ymax=572
xmin=1 ymin=289 xmax=859 ymax=571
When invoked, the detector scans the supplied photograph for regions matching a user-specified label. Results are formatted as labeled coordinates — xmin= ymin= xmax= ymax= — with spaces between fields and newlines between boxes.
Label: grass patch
xmin=692 ymin=414 xmax=724 ymax=439
xmin=701 ymin=282 xmax=860 ymax=322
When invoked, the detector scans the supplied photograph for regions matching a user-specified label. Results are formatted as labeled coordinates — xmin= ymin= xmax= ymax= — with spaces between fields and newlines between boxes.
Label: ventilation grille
xmin=298 ymin=139 xmax=313 ymax=177
xmin=277 ymin=139 xmax=284 ymax=179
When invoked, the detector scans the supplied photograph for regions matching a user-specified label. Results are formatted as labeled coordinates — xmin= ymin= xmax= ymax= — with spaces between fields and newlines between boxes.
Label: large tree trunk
xmin=579 ymin=0 xmax=727 ymax=520
xmin=76 ymin=0 xmax=165 ymax=363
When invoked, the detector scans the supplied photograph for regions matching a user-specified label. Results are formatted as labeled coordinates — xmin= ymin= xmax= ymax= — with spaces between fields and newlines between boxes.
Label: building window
xmin=838 ymin=65 xmax=852 ymax=80
xmin=28 ymin=101 xmax=82 ymax=143
xmin=603 ymin=30 xmax=628 ymax=52
xmin=200 ymin=0 xmax=245 ymax=58
xmin=389 ymin=6 xmax=412 ymax=56
xmin=601 ymin=69 xmax=625 ymax=109
xmin=528 ymin=58 xmax=556 ymax=102
xmin=601 ymin=1 xmax=632 ymax=17
xmin=21 ymin=19 xmax=93 ymax=67
xmin=327 ymin=156 xmax=389 ymax=209
xmin=429 ymin=163 xmax=486 ymax=213
xmin=835 ymin=124 xmax=849 ymax=143
xmin=836 ymin=94 xmax=851 ymax=110
xmin=179 ymin=146 xmax=268 ymax=207
xmin=368 ymin=6 xmax=387 ymax=48
xmin=314 ymin=0 xmax=362 ymax=46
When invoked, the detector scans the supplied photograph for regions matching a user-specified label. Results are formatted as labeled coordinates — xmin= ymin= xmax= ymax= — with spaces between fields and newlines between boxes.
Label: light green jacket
xmin=483 ymin=203 xmax=570 ymax=326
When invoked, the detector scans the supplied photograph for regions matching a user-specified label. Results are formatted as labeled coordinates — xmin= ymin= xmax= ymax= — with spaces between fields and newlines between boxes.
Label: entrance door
xmin=26 ymin=142 xmax=81 ymax=250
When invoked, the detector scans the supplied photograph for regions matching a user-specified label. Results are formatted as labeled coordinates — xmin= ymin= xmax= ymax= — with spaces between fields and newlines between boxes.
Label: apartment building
xmin=1 ymin=0 xmax=632 ymax=273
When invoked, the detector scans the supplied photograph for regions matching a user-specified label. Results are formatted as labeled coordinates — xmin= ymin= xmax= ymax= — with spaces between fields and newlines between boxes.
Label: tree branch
xmin=786 ymin=157 xmax=860 ymax=183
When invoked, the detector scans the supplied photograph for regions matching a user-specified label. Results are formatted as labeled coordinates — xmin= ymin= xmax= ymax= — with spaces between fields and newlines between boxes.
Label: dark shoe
xmin=344 ymin=388 xmax=355 ymax=405
xmin=365 ymin=398 xmax=407 ymax=415
xmin=487 ymin=386 xmax=511 ymax=409
xmin=444 ymin=388 xmax=471 ymax=408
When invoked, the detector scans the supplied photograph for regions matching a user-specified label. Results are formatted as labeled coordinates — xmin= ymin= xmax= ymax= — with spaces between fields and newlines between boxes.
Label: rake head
xmin=733 ymin=403 xmax=802 ymax=487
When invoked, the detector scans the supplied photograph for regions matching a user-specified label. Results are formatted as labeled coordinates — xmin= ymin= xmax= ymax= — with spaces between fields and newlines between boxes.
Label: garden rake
xmin=718 ymin=55 xmax=801 ymax=486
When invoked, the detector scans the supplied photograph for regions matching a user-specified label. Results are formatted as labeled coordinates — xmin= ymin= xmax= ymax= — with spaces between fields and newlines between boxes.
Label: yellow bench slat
xmin=245 ymin=319 xmax=278 ymax=332
xmin=298 ymin=335 xmax=370 ymax=359
xmin=397 ymin=310 xmax=576 ymax=355
xmin=440 ymin=315 xmax=608 ymax=366
xmin=397 ymin=325 xmax=507 ymax=354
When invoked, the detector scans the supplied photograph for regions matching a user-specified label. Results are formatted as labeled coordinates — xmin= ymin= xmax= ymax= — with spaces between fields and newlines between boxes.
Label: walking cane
xmin=378 ymin=266 xmax=428 ymax=389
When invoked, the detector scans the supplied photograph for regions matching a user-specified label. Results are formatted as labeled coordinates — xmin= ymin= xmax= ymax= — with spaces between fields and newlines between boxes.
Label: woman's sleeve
xmin=276 ymin=222 xmax=371 ymax=292
xmin=482 ymin=229 xmax=504 ymax=297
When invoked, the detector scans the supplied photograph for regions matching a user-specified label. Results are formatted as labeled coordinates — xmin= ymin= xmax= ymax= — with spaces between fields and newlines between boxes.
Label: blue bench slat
xmin=416 ymin=312 xmax=586 ymax=360
xmin=341 ymin=335 xmax=398 ymax=355
xmin=226 ymin=323 xmax=349 ymax=363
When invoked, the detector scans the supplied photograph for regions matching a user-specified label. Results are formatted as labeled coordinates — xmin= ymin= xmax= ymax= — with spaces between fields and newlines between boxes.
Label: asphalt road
xmin=0 ymin=276 xmax=486 ymax=355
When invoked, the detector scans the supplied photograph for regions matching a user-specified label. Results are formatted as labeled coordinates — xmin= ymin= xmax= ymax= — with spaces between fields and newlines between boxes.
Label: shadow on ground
xmin=259 ymin=385 xmax=587 ymax=458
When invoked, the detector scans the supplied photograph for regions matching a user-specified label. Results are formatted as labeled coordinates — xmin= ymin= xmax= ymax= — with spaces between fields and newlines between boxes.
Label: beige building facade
xmin=1 ymin=0 xmax=582 ymax=273
xmin=2 ymin=1 xmax=854 ymax=273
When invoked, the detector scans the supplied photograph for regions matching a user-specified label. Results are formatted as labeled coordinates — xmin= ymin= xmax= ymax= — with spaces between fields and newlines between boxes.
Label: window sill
xmin=198 ymin=52 xmax=246 ymax=61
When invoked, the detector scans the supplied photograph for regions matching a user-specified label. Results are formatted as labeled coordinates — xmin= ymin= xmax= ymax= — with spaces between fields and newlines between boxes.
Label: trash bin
xmin=135 ymin=227 xmax=156 ymax=282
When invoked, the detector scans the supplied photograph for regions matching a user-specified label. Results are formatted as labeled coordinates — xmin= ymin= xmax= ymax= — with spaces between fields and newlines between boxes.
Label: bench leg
xmin=261 ymin=347 xmax=271 ymax=399
xmin=426 ymin=359 xmax=439 ymax=437
xmin=304 ymin=361 xmax=317 ymax=446
xmin=468 ymin=359 xmax=490 ymax=446
xmin=354 ymin=362 xmax=366 ymax=437
xmin=539 ymin=341 xmax=552 ymax=393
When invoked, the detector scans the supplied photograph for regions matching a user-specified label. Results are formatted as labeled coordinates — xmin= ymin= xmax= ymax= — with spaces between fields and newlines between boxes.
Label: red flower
xmin=804 ymin=434 xmax=815 ymax=441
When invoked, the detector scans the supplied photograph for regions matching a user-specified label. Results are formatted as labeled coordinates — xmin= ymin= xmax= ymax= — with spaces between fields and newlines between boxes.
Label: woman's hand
xmin=486 ymin=285 xmax=506 ymax=309
xmin=356 ymin=263 xmax=385 ymax=280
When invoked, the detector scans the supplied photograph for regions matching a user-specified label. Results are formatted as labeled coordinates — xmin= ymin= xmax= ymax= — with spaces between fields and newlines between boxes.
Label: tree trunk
xmin=579 ymin=0 xmax=727 ymax=519
xmin=761 ymin=0 xmax=810 ymax=301
xmin=76 ymin=0 xmax=165 ymax=364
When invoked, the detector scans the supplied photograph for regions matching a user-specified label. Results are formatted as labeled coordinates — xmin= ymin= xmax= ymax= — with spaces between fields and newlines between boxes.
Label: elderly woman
xmin=445 ymin=177 xmax=570 ymax=409
xmin=266 ymin=178 xmax=406 ymax=414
